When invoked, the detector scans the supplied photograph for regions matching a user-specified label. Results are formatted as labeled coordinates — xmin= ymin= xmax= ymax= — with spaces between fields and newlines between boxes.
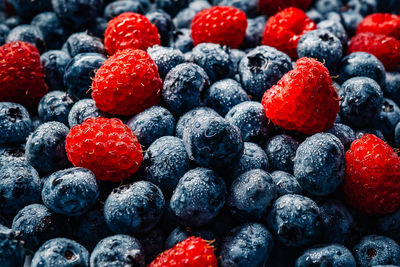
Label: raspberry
xmin=348 ymin=32 xmax=400 ymax=71
xmin=191 ymin=6 xmax=247 ymax=48
xmin=262 ymin=7 xmax=316 ymax=59
xmin=357 ymin=13 xmax=400 ymax=40
xmin=0 ymin=41 xmax=48 ymax=107
xmin=65 ymin=117 xmax=143 ymax=182
xmin=258 ymin=0 xmax=312 ymax=16
xmin=262 ymin=57 xmax=339 ymax=134
xmin=91 ymin=48 xmax=162 ymax=116
xmin=343 ymin=134 xmax=400 ymax=214
xmin=104 ymin=12 xmax=160 ymax=55
xmin=149 ymin=236 xmax=217 ymax=267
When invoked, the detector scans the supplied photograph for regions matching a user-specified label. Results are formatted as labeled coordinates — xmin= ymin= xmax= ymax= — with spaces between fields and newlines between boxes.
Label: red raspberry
xmin=0 ymin=41 xmax=48 ymax=107
xmin=262 ymin=7 xmax=316 ymax=59
xmin=104 ymin=12 xmax=160 ymax=55
xmin=262 ymin=57 xmax=339 ymax=134
xmin=91 ymin=48 xmax=162 ymax=116
xmin=348 ymin=32 xmax=400 ymax=71
xmin=343 ymin=134 xmax=400 ymax=214
xmin=191 ymin=6 xmax=247 ymax=49
xmin=66 ymin=117 xmax=143 ymax=182
xmin=149 ymin=236 xmax=217 ymax=267
xmin=357 ymin=13 xmax=400 ymax=40
xmin=258 ymin=0 xmax=312 ymax=16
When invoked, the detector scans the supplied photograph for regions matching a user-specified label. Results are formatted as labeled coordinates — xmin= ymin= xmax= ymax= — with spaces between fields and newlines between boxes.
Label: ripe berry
xmin=262 ymin=7 xmax=317 ymax=59
xmin=91 ymin=49 xmax=162 ymax=116
xmin=104 ymin=12 xmax=160 ymax=55
xmin=343 ymin=134 xmax=400 ymax=214
xmin=258 ymin=0 xmax=312 ymax=16
xmin=295 ymin=244 xmax=356 ymax=267
xmin=65 ymin=117 xmax=143 ymax=182
xmin=262 ymin=57 xmax=339 ymax=135
xmin=357 ymin=13 xmax=400 ymax=40
xmin=191 ymin=6 xmax=247 ymax=48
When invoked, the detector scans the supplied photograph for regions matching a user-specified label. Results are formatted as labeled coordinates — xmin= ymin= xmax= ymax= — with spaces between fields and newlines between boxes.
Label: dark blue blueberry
xmin=354 ymin=235 xmax=400 ymax=267
xmin=267 ymin=194 xmax=322 ymax=247
xmin=0 ymin=102 xmax=32 ymax=145
xmin=325 ymin=123 xmax=356 ymax=150
xmin=379 ymin=209 xmax=400 ymax=244
xmin=0 ymin=145 xmax=26 ymax=169
xmin=6 ymin=24 xmax=45 ymax=52
xmin=12 ymin=204 xmax=67 ymax=251
xmin=297 ymin=29 xmax=342 ymax=70
xmin=87 ymin=17 xmax=108 ymax=38
xmin=189 ymin=0 xmax=212 ymax=11
xmin=207 ymin=79 xmax=250 ymax=116
xmin=104 ymin=0 xmax=144 ymax=20
xmin=240 ymin=16 xmax=266 ymax=49
xmin=270 ymin=171 xmax=303 ymax=196
xmin=239 ymin=45 xmax=292 ymax=100
xmin=25 ymin=121 xmax=70 ymax=174
xmin=170 ymin=168 xmax=227 ymax=227
xmin=339 ymin=77 xmax=384 ymax=128
xmin=38 ymin=91 xmax=75 ymax=125
xmin=337 ymin=52 xmax=386 ymax=87
xmin=313 ymin=0 xmax=343 ymax=15
xmin=173 ymin=8 xmax=197 ymax=29
xmin=191 ymin=43 xmax=235 ymax=83
xmin=0 ymin=225 xmax=25 ymax=267
xmin=62 ymin=32 xmax=104 ymax=57
xmin=220 ymin=223 xmax=273 ymax=267
xmin=142 ymin=136 xmax=190 ymax=196
xmin=342 ymin=10 xmax=364 ymax=36
xmin=230 ymin=49 xmax=246 ymax=73
xmin=0 ymin=24 xmax=10 ymax=46
xmin=165 ymin=226 xmax=218 ymax=250
xmin=356 ymin=128 xmax=386 ymax=141
xmin=395 ymin=122 xmax=400 ymax=148
xmin=6 ymin=0 xmax=50 ymax=19
xmin=41 ymin=50 xmax=71 ymax=91
xmin=104 ymin=181 xmax=165 ymax=236
xmin=372 ymin=98 xmax=400 ymax=140
xmin=317 ymin=19 xmax=348 ymax=48
xmin=64 ymin=53 xmax=106 ymax=100
xmin=306 ymin=9 xmax=324 ymax=24
xmin=377 ymin=0 xmax=400 ymax=12
xmin=295 ymin=244 xmax=356 ymax=267
xmin=31 ymin=12 xmax=66 ymax=50
xmin=228 ymin=169 xmax=276 ymax=222
xmin=294 ymin=133 xmax=345 ymax=196
xmin=217 ymin=0 xmax=259 ymax=18
xmin=175 ymin=107 xmax=220 ymax=139
xmin=31 ymin=238 xmax=89 ymax=267
xmin=90 ymin=235 xmax=145 ymax=267
xmin=346 ymin=0 xmax=377 ymax=16
xmin=265 ymin=134 xmax=299 ymax=173
xmin=68 ymin=99 xmax=103 ymax=128
xmin=146 ymin=10 xmax=173 ymax=47
xmin=155 ymin=0 xmax=189 ymax=17
xmin=170 ymin=29 xmax=193 ymax=53
xmin=127 ymin=106 xmax=175 ymax=148
xmin=42 ymin=167 xmax=99 ymax=216
xmin=147 ymin=45 xmax=185 ymax=79
xmin=183 ymin=115 xmax=243 ymax=169
xmin=139 ymin=227 xmax=165 ymax=263
xmin=162 ymin=63 xmax=210 ymax=115
xmin=384 ymin=72 xmax=400 ymax=106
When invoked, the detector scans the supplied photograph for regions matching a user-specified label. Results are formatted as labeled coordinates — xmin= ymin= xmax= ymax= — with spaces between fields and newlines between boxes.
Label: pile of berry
xmin=1 ymin=0 xmax=400 ymax=266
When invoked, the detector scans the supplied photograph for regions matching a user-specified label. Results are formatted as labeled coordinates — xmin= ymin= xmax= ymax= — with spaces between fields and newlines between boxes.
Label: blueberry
xmin=354 ymin=235 xmax=400 ymax=267
xmin=40 ymin=50 xmax=71 ymax=91
xmin=239 ymin=45 xmax=292 ymax=100
xmin=339 ymin=77 xmax=384 ymax=128
xmin=170 ymin=168 xmax=227 ymax=227
xmin=377 ymin=0 xmax=400 ymax=12
xmin=104 ymin=0 xmax=145 ymax=20
xmin=104 ymin=181 xmax=165 ymax=236
xmin=189 ymin=0 xmax=211 ymax=12
xmin=162 ymin=63 xmax=210 ymax=116
xmin=146 ymin=10 xmax=173 ymax=46
xmin=265 ymin=134 xmax=299 ymax=173
xmin=379 ymin=209 xmax=400 ymax=244
xmin=0 ymin=145 xmax=26 ymax=168
xmin=165 ymin=226 xmax=218 ymax=250
xmin=313 ymin=0 xmax=343 ymax=15
xmin=342 ymin=10 xmax=364 ymax=36
xmin=62 ymin=32 xmax=104 ymax=57
xmin=346 ymin=0 xmax=377 ymax=16
xmin=139 ymin=227 xmax=165 ymax=263
xmin=0 ymin=225 xmax=25 ymax=267
xmin=147 ymin=45 xmax=185 ymax=79
xmin=325 ymin=123 xmax=356 ymax=150
xmin=170 ymin=29 xmax=193 ymax=53
xmin=220 ymin=223 xmax=273 ymax=267
xmin=6 ymin=24 xmax=45 ymax=52
xmin=384 ymin=72 xmax=400 ymax=106
xmin=31 ymin=12 xmax=66 ymax=50
xmin=173 ymin=8 xmax=197 ymax=29
xmin=25 ymin=121 xmax=70 ymax=174
xmin=395 ymin=122 xmax=400 ymax=148
xmin=317 ymin=19 xmax=348 ymax=48
xmin=183 ymin=114 xmax=243 ymax=169
xmin=218 ymin=0 xmax=258 ymax=18
xmin=90 ymin=235 xmax=145 ymax=267
xmin=267 ymin=194 xmax=322 ymax=247
xmin=306 ymin=9 xmax=324 ymax=24
xmin=270 ymin=171 xmax=303 ymax=196
xmin=295 ymin=244 xmax=356 ymax=267
xmin=207 ymin=79 xmax=250 ymax=116
xmin=38 ymin=91 xmax=75 ymax=125
xmin=191 ymin=43 xmax=235 ymax=83
xmin=0 ymin=23 xmax=10 ymax=46
xmin=31 ymin=238 xmax=89 ymax=267
xmin=142 ymin=136 xmax=190 ymax=196
xmin=372 ymin=98 xmax=400 ymax=140
xmin=6 ymin=0 xmax=50 ymax=19
xmin=337 ymin=52 xmax=386 ymax=87
xmin=42 ymin=167 xmax=99 ymax=216
xmin=175 ymin=107 xmax=220 ymax=139
xmin=87 ymin=17 xmax=108 ymax=38
xmin=240 ymin=16 xmax=266 ymax=49
xmin=155 ymin=0 xmax=189 ymax=17
xmin=0 ymin=102 xmax=32 ymax=145
xmin=64 ymin=53 xmax=106 ymax=100
xmin=230 ymin=49 xmax=246 ymax=73
xmin=356 ymin=128 xmax=386 ymax=141
xmin=68 ymin=99 xmax=103 ymax=128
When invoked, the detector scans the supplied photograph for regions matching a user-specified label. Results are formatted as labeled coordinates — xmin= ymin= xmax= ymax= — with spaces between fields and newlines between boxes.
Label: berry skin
xmin=384 ymin=72 xmax=400 ymax=106
xmin=348 ymin=32 xmax=400 ymax=71
xmin=149 ymin=236 xmax=217 ymax=267
xmin=155 ymin=0 xmax=190 ymax=17
xmin=62 ymin=31 xmax=104 ymax=57
xmin=67 ymin=99 xmax=103 ymax=128
xmin=379 ymin=209 xmax=400 ymax=244
xmin=104 ymin=12 xmax=160 ymax=55
xmin=262 ymin=7 xmax=317 ymax=59
xmin=170 ymin=29 xmax=194 ymax=53
xmin=104 ymin=0 xmax=145 ymax=20
xmin=6 ymin=24 xmax=46 ymax=52
xmin=0 ymin=24 xmax=10 ymax=46
xmin=31 ymin=12 xmax=66 ymax=50
xmin=326 ymin=123 xmax=356 ymax=150
xmin=343 ymin=134 xmax=400 ymax=214
xmin=66 ymin=117 xmax=143 ymax=182
xmin=270 ymin=171 xmax=303 ymax=196
xmin=357 ymin=13 xmax=400 ymax=40
xmin=264 ymin=134 xmax=299 ymax=173
xmin=372 ymin=98 xmax=400 ymax=140
xmin=0 ymin=102 xmax=32 ymax=145
xmin=317 ymin=19 xmax=349 ymax=48
xmin=240 ymin=16 xmax=266 ymax=49
xmin=40 ymin=50 xmax=71 ymax=91
xmin=262 ymin=57 xmax=339 ymax=135
xmin=191 ymin=6 xmax=247 ymax=48
xmin=165 ymin=226 xmax=218 ymax=251
xmin=0 ymin=225 xmax=25 ymax=267
xmin=0 ymin=41 xmax=48 ymax=107
xmin=92 ymin=49 xmax=162 ymax=116
xmin=258 ymin=0 xmax=312 ymax=16
xmin=295 ymin=244 xmax=356 ymax=267
xmin=38 ymin=90 xmax=75 ymax=125
xmin=139 ymin=227 xmax=165 ymax=263
xmin=147 ymin=45 xmax=185 ymax=79
xmin=146 ymin=10 xmax=173 ymax=47
xmin=175 ymin=107 xmax=220 ymax=139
